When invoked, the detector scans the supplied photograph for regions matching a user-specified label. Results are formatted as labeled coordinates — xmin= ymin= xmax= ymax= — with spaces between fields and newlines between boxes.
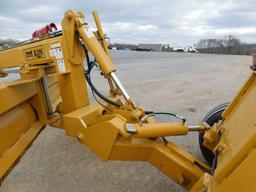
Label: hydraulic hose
xmin=85 ymin=73 xmax=121 ymax=108
xmin=83 ymin=46 xmax=121 ymax=108
xmin=144 ymin=111 xmax=186 ymax=123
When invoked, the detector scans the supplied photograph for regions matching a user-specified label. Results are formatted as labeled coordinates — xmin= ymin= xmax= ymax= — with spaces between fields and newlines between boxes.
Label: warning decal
xmin=49 ymin=41 xmax=66 ymax=72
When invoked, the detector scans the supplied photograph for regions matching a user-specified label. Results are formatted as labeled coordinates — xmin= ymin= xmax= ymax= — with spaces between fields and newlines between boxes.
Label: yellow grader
xmin=0 ymin=10 xmax=255 ymax=192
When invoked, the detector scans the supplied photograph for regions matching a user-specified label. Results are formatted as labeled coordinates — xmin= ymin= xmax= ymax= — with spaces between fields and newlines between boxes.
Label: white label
xmin=84 ymin=28 xmax=95 ymax=38
xmin=49 ymin=42 xmax=66 ymax=72
xmin=50 ymin=42 xmax=61 ymax=49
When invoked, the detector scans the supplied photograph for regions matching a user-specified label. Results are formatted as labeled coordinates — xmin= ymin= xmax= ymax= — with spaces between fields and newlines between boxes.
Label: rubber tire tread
xmin=199 ymin=102 xmax=229 ymax=165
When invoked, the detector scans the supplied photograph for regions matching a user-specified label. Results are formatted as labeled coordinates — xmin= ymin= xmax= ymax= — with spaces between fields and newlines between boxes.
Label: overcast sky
xmin=1 ymin=0 xmax=256 ymax=46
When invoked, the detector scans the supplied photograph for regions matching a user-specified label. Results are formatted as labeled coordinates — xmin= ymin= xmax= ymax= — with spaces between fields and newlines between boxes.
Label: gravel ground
xmin=1 ymin=51 xmax=252 ymax=192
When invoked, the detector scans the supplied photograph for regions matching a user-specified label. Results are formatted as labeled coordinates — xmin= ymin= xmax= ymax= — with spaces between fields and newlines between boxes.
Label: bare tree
xmin=197 ymin=35 xmax=249 ymax=55
xmin=0 ymin=38 xmax=19 ymax=47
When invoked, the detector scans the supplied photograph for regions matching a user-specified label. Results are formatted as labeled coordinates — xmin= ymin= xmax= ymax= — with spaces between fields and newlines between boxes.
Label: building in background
xmin=138 ymin=43 xmax=170 ymax=52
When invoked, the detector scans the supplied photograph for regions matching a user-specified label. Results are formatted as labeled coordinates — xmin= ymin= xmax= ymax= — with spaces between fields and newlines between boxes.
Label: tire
xmin=199 ymin=102 xmax=229 ymax=165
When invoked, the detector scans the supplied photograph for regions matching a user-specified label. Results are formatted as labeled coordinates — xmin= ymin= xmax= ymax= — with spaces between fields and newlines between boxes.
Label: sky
xmin=1 ymin=0 xmax=256 ymax=46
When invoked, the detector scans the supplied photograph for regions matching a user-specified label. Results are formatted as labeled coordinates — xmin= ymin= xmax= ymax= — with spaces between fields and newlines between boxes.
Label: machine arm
xmin=60 ymin=10 xmax=211 ymax=190
xmin=75 ymin=13 xmax=136 ymax=108
xmin=0 ymin=10 xmax=214 ymax=191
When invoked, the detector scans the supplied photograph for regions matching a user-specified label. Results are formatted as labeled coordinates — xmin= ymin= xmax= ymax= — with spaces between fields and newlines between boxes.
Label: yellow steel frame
xmin=0 ymin=9 xmax=255 ymax=192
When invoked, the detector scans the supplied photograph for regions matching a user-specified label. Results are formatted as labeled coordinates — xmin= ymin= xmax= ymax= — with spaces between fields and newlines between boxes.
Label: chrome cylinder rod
xmin=40 ymin=76 xmax=54 ymax=114
xmin=110 ymin=72 xmax=131 ymax=101
xmin=110 ymin=72 xmax=136 ymax=108
xmin=188 ymin=125 xmax=203 ymax=132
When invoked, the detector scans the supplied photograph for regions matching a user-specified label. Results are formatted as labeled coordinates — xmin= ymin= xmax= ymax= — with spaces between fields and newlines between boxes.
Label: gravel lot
xmin=1 ymin=51 xmax=251 ymax=192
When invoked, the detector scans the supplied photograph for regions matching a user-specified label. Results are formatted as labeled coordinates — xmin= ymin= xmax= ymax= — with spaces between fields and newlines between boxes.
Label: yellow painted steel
xmin=0 ymin=9 xmax=255 ymax=192
xmin=0 ymin=39 xmax=54 ymax=68
xmin=215 ymin=148 xmax=256 ymax=192
xmin=78 ymin=25 xmax=116 ymax=76
xmin=0 ymin=121 xmax=44 ymax=183
xmin=213 ymin=73 xmax=256 ymax=189
xmin=110 ymin=138 xmax=208 ymax=189
xmin=0 ymin=79 xmax=39 ymax=114
xmin=62 ymin=103 xmax=207 ymax=190
xmin=59 ymin=11 xmax=90 ymax=113
xmin=129 ymin=123 xmax=189 ymax=138
xmin=190 ymin=173 xmax=215 ymax=192
xmin=92 ymin=11 xmax=111 ymax=58
xmin=0 ymin=103 xmax=36 ymax=155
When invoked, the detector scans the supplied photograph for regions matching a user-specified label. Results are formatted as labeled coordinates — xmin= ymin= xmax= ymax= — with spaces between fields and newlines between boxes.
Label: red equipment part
xmin=32 ymin=23 xmax=57 ymax=38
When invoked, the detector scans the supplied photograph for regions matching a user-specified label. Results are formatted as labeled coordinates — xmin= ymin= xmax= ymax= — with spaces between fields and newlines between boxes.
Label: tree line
xmin=197 ymin=35 xmax=253 ymax=55
xmin=0 ymin=39 xmax=20 ymax=49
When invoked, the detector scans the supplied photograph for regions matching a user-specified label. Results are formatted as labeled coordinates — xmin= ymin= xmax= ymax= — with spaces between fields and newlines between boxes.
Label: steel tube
xmin=131 ymin=123 xmax=189 ymax=138
xmin=110 ymin=72 xmax=131 ymax=101
xmin=40 ymin=76 xmax=53 ymax=114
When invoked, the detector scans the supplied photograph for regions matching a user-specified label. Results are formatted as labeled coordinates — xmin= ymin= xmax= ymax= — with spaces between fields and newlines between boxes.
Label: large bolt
xmin=131 ymin=114 xmax=137 ymax=121
xmin=77 ymin=133 xmax=84 ymax=141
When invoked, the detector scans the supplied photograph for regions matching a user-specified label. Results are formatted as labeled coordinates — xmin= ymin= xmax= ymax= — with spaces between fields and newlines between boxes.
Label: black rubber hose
xmin=83 ymin=46 xmax=121 ymax=108
xmin=211 ymin=151 xmax=218 ymax=175
xmin=85 ymin=74 xmax=121 ymax=108
xmin=145 ymin=111 xmax=186 ymax=123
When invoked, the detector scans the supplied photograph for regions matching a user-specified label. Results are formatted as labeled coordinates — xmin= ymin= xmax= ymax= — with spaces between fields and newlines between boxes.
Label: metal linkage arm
xmin=76 ymin=15 xmax=136 ymax=108
xmin=92 ymin=11 xmax=111 ymax=58
xmin=76 ymin=17 xmax=116 ymax=76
